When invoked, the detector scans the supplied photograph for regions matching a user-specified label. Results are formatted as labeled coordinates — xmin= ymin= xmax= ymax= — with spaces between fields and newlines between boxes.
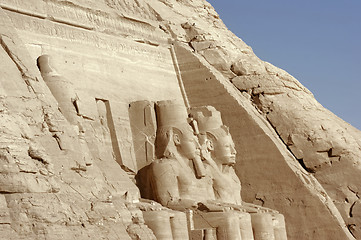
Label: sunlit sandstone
xmin=0 ymin=0 xmax=360 ymax=239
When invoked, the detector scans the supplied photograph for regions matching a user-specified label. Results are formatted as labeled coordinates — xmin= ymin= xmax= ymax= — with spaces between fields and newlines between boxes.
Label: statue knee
xmin=251 ymin=213 xmax=275 ymax=240
xmin=272 ymin=213 xmax=287 ymax=240
xmin=238 ymin=212 xmax=254 ymax=240
xmin=142 ymin=210 xmax=173 ymax=240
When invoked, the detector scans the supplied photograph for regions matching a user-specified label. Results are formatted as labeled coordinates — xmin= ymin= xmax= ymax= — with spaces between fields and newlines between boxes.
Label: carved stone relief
xmin=129 ymin=100 xmax=157 ymax=171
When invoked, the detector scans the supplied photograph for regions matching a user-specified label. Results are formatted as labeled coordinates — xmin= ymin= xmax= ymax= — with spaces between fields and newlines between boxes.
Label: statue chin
xmin=216 ymin=155 xmax=236 ymax=166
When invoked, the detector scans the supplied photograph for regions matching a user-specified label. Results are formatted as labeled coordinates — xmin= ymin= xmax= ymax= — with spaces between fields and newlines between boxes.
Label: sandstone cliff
xmin=0 ymin=0 xmax=360 ymax=239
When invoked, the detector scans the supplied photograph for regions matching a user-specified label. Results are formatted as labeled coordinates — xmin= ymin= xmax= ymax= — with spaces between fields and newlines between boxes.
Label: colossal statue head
xmin=190 ymin=106 xmax=237 ymax=166
xmin=155 ymin=100 xmax=199 ymax=160
xmin=207 ymin=126 xmax=237 ymax=166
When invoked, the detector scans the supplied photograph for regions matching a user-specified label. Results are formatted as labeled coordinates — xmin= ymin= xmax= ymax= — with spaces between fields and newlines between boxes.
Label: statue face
xmin=174 ymin=126 xmax=200 ymax=159
xmin=213 ymin=133 xmax=237 ymax=165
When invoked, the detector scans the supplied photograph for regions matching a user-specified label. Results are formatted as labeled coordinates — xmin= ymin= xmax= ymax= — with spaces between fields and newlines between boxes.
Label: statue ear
xmin=206 ymin=139 xmax=214 ymax=151
xmin=173 ymin=133 xmax=181 ymax=145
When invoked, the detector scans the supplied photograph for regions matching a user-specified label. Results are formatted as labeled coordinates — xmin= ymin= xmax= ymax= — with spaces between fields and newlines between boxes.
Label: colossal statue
xmin=150 ymin=100 xmax=212 ymax=208
xmin=189 ymin=106 xmax=241 ymax=205
xmin=190 ymin=106 xmax=288 ymax=240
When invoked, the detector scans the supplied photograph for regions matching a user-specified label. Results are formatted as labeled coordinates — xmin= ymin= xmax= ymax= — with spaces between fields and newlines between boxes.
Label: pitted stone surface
xmin=0 ymin=0 xmax=359 ymax=239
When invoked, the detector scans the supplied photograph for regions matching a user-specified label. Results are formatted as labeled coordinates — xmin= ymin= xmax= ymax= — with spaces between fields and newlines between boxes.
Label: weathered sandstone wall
xmin=0 ymin=0 xmax=360 ymax=239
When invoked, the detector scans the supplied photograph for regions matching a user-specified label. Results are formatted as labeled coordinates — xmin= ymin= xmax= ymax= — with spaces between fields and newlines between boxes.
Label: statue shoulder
xmin=151 ymin=158 xmax=180 ymax=175
xmin=152 ymin=157 xmax=179 ymax=165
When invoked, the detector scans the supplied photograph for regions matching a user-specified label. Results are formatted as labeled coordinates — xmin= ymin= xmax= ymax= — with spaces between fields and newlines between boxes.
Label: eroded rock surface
xmin=0 ymin=0 xmax=359 ymax=239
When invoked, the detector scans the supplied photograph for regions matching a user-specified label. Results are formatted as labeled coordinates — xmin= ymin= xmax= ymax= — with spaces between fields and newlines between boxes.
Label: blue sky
xmin=207 ymin=0 xmax=361 ymax=130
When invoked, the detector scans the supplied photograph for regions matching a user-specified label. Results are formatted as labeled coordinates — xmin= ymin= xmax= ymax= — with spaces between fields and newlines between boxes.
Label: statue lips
xmin=228 ymin=154 xmax=236 ymax=165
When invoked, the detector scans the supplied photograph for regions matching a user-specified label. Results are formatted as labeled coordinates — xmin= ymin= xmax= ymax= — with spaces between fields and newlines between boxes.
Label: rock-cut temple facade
xmin=0 ymin=0 xmax=360 ymax=239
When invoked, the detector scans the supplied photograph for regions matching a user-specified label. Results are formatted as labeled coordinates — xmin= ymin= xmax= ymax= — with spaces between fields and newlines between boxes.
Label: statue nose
xmin=231 ymin=145 xmax=237 ymax=155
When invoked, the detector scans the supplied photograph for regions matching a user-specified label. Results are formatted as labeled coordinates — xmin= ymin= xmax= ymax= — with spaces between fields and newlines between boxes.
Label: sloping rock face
xmin=0 ymin=0 xmax=360 ymax=239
